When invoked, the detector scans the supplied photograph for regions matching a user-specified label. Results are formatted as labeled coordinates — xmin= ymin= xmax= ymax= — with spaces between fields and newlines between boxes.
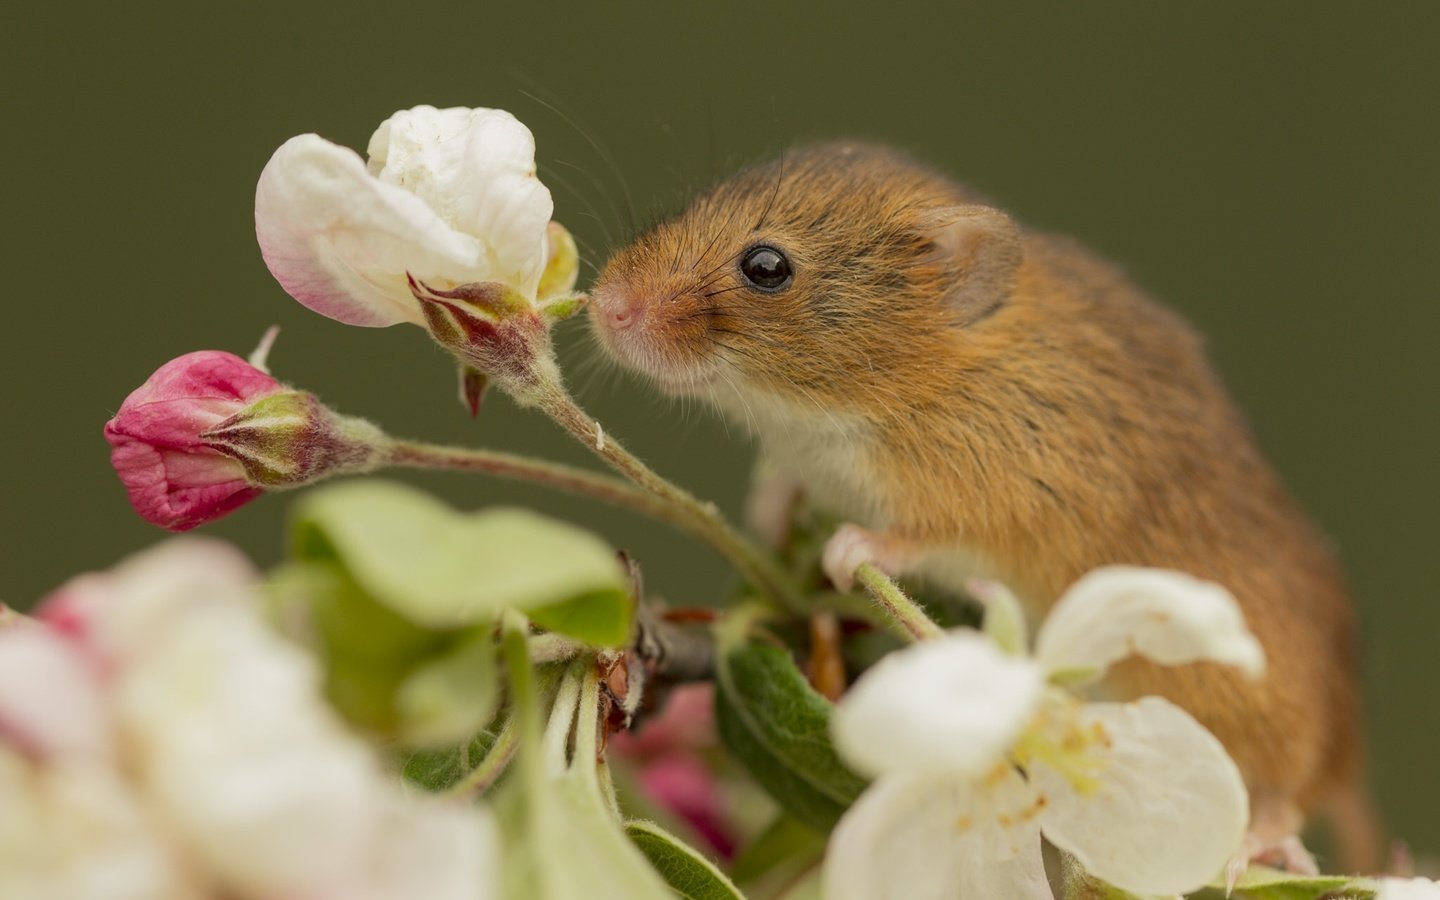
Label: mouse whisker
xmin=705 ymin=325 xmax=789 ymax=351
xmin=548 ymin=159 xmax=625 ymax=254
xmin=689 ymin=217 xmax=729 ymax=275
xmin=516 ymin=82 xmax=637 ymax=234
xmin=752 ymin=145 xmax=786 ymax=232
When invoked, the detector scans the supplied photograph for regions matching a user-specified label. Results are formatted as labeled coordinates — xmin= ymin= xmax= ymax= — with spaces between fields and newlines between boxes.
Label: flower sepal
xmin=459 ymin=365 xmax=490 ymax=417
xmin=538 ymin=292 xmax=588 ymax=325
xmin=407 ymin=275 xmax=560 ymax=404
xmin=201 ymin=391 xmax=387 ymax=488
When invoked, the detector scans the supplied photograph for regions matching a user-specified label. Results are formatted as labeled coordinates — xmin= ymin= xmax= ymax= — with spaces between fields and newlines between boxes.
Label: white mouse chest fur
xmin=709 ymin=387 xmax=881 ymax=525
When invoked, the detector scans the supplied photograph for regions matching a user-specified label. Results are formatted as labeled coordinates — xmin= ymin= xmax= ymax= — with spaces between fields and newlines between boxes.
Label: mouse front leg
xmin=1225 ymin=793 xmax=1319 ymax=890
xmin=822 ymin=523 xmax=925 ymax=592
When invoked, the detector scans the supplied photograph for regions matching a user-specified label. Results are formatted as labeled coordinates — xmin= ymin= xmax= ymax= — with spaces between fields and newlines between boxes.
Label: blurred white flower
xmin=0 ymin=625 xmax=109 ymax=758
xmin=0 ymin=749 xmax=202 ymax=900
xmin=1380 ymin=877 xmax=1440 ymax=900
xmin=825 ymin=566 xmax=1262 ymax=900
xmin=0 ymin=537 xmax=498 ymax=900
xmin=256 ymin=104 xmax=573 ymax=329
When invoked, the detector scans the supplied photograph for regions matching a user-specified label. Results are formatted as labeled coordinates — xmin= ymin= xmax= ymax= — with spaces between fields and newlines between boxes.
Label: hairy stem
xmin=501 ymin=611 xmax=545 ymax=801
xmin=532 ymin=383 xmax=804 ymax=611
xmin=574 ymin=664 xmax=605 ymax=800
xmin=445 ymin=718 xmax=518 ymax=800
xmin=386 ymin=436 xmax=801 ymax=610
xmin=386 ymin=440 xmax=677 ymax=524
xmin=541 ymin=665 xmax=584 ymax=778
xmin=854 ymin=564 xmax=944 ymax=642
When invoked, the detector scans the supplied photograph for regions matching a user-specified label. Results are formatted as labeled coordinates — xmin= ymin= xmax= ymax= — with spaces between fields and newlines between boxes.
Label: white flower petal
xmin=41 ymin=537 xmax=257 ymax=665
xmin=1034 ymin=566 xmax=1265 ymax=680
xmin=358 ymin=796 xmax=500 ymax=900
xmin=833 ymin=631 xmax=1044 ymax=779
xmin=256 ymin=133 xmax=483 ymax=327
xmin=0 ymin=751 xmax=199 ymax=900
xmin=1033 ymin=697 xmax=1248 ymax=897
xmin=369 ymin=106 xmax=552 ymax=292
xmin=1378 ymin=877 xmax=1440 ymax=900
xmin=0 ymin=627 xmax=108 ymax=758
xmin=823 ymin=770 xmax=1051 ymax=900
xmin=116 ymin=606 xmax=381 ymax=894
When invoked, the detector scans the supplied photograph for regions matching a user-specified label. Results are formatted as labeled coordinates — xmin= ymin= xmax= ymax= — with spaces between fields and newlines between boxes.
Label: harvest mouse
xmin=588 ymin=143 xmax=1379 ymax=872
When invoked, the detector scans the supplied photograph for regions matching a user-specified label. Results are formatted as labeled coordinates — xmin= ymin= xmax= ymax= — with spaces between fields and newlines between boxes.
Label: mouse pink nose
xmin=602 ymin=298 xmax=645 ymax=332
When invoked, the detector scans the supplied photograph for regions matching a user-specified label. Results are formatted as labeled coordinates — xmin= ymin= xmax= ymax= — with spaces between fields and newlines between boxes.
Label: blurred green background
xmin=4 ymin=0 xmax=1436 ymax=858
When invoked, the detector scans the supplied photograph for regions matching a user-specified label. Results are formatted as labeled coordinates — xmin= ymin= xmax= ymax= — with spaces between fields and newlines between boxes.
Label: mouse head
xmin=589 ymin=143 xmax=1021 ymax=413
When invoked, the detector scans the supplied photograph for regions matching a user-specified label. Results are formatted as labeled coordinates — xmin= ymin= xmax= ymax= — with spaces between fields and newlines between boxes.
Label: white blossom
xmin=1379 ymin=878 xmax=1440 ymax=900
xmin=832 ymin=631 xmax=1043 ymax=779
xmin=1035 ymin=566 xmax=1265 ymax=681
xmin=0 ymin=626 xmax=109 ymax=759
xmin=255 ymin=105 xmax=560 ymax=328
xmin=0 ymin=750 xmax=202 ymax=900
xmin=0 ymin=537 xmax=498 ymax=900
xmin=825 ymin=566 xmax=1260 ymax=900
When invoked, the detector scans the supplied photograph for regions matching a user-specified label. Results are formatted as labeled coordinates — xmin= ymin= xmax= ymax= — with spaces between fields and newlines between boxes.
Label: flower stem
xmin=386 ymin=440 xmax=677 ymax=524
xmin=445 ymin=718 xmax=518 ymax=800
xmin=385 ymin=436 xmax=802 ymax=611
xmin=854 ymin=564 xmax=944 ymax=642
xmin=501 ymin=611 xmax=544 ymax=800
xmin=573 ymin=664 xmax=605 ymax=800
xmin=542 ymin=665 xmax=584 ymax=777
xmin=531 ymin=383 xmax=804 ymax=612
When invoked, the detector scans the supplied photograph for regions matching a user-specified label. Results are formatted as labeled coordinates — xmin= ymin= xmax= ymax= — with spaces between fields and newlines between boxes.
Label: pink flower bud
xmin=104 ymin=351 xmax=385 ymax=531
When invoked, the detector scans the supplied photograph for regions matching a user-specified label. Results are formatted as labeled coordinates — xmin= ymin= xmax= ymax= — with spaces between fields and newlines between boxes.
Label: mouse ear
xmin=920 ymin=205 xmax=1022 ymax=323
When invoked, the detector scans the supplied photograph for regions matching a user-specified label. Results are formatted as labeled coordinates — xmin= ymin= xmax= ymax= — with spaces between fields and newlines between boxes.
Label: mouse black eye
xmin=740 ymin=245 xmax=793 ymax=292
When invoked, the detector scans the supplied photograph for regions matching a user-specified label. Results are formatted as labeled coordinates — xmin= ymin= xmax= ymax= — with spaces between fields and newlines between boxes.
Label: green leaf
xmin=625 ymin=820 xmax=745 ymax=900
xmin=774 ymin=867 xmax=822 ymax=900
xmin=290 ymin=479 xmax=631 ymax=644
xmin=268 ymin=560 xmax=453 ymax=734
xmin=394 ymin=637 xmax=498 ymax=746
xmin=494 ymin=763 xmax=673 ymax=900
xmin=400 ymin=731 xmax=495 ymax=792
xmin=730 ymin=814 xmax=826 ymax=888
xmin=714 ymin=638 xmax=868 ymax=831
xmin=1194 ymin=866 xmax=1376 ymax=900
xmin=528 ymin=588 xmax=633 ymax=650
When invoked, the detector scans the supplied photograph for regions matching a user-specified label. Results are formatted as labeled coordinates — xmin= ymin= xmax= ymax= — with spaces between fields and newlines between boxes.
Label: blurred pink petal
xmin=0 ymin=627 xmax=108 ymax=759
xmin=612 ymin=685 xmax=736 ymax=857
xmin=638 ymin=754 xmax=736 ymax=859
xmin=611 ymin=683 xmax=717 ymax=757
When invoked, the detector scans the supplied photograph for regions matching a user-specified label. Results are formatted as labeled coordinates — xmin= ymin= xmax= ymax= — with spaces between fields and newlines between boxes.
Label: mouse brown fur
xmin=588 ymin=143 xmax=1379 ymax=870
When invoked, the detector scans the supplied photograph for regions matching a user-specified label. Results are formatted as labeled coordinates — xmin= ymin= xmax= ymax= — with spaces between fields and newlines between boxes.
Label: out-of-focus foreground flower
xmin=610 ymin=683 xmax=741 ymax=859
xmin=1380 ymin=877 xmax=1440 ymax=899
xmin=0 ymin=538 xmax=497 ymax=900
xmin=824 ymin=566 xmax=1265 ymax=900
xmin=104 ymin=349 xmax=385 ymax=531
xmin=255 ymin=105 xmax=580 ymax=403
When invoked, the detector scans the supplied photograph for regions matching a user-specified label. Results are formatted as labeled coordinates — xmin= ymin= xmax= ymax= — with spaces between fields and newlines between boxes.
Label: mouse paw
xmin=1224 ymin=832 xmax=1319 ymax=893
xmin=822 ymin=524 xmax=881 ymax=592
xmin=823 ymin=524 xmax=916 ymax=592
